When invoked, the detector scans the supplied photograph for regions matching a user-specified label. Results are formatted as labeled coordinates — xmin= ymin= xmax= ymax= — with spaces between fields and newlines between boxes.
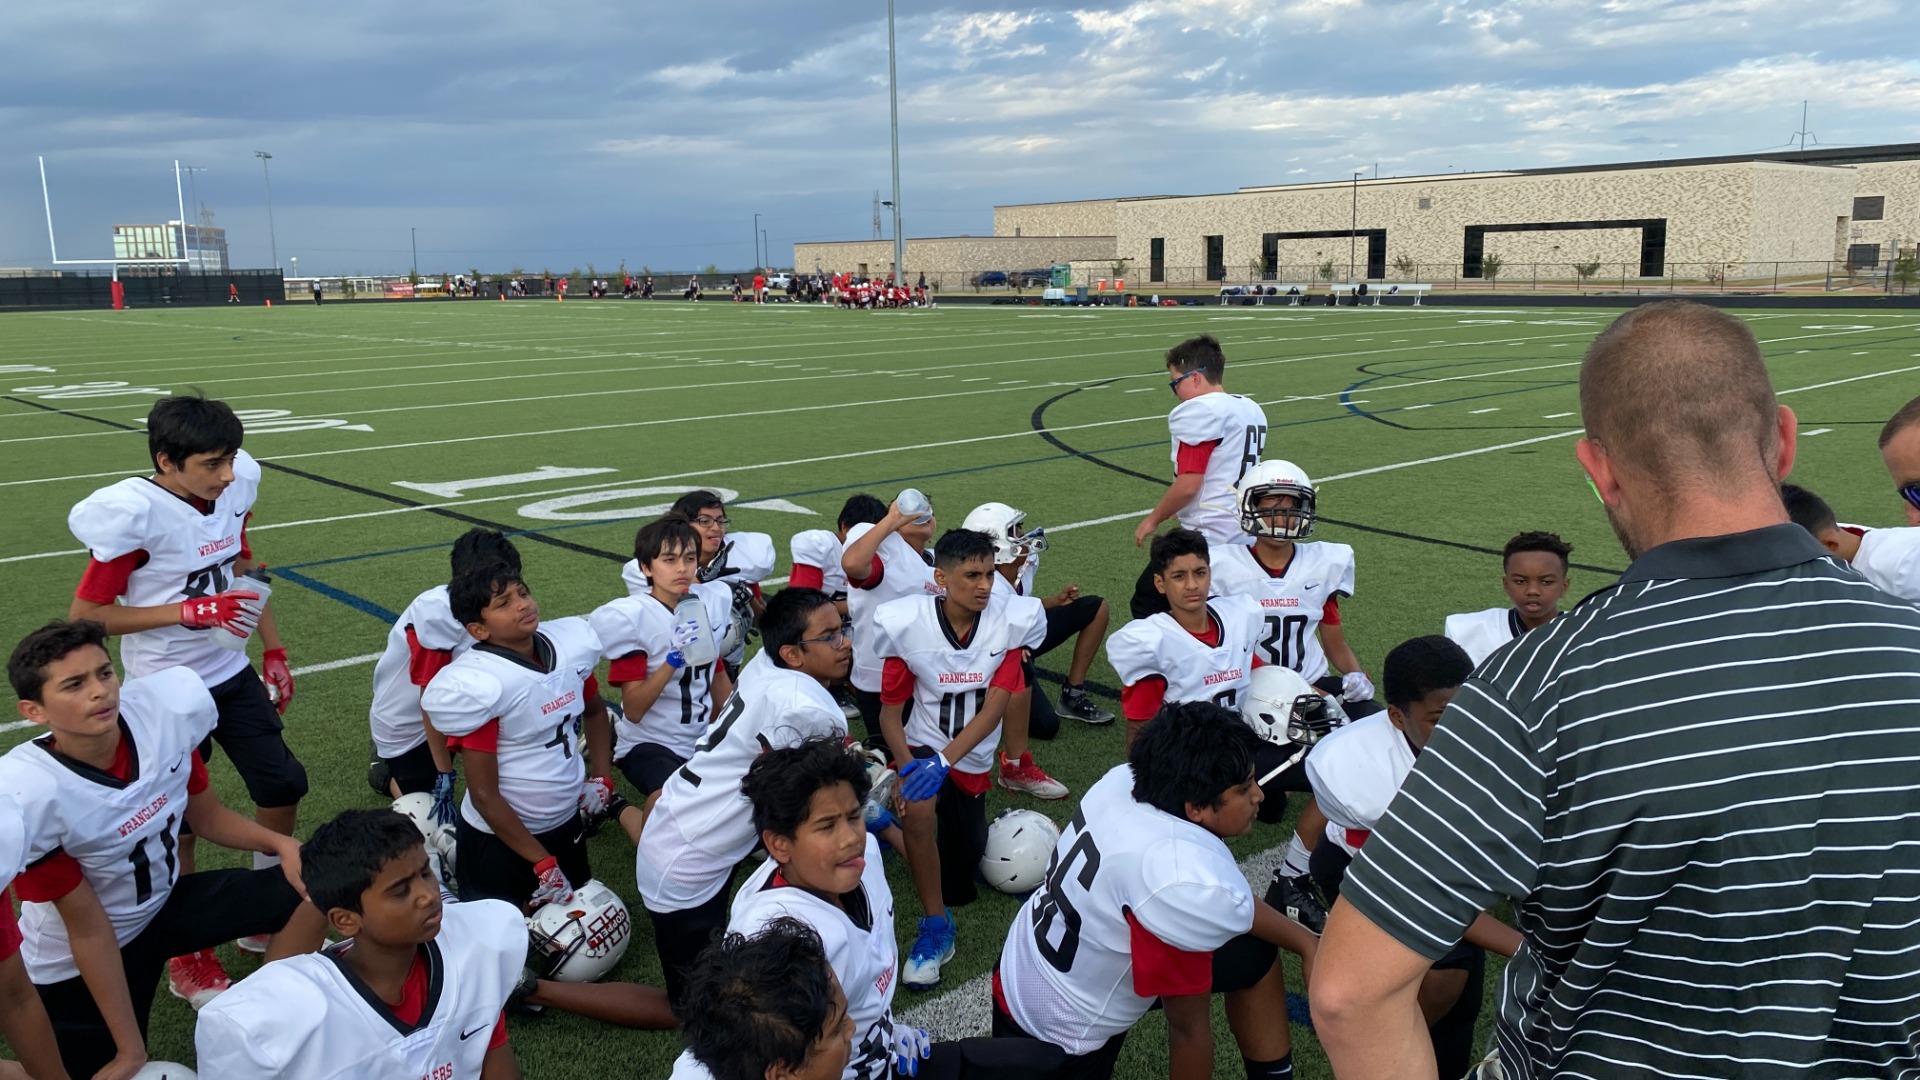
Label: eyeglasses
xmin=1168 ymin=369 xmax=1204 ymax=396
xmin=691 ymin=516 xmax=730 ymax=528
xmin=797 ymin=625 xmax=852 ymax=649
xmin=1901 ymin=483 xmax=1920 ymax=513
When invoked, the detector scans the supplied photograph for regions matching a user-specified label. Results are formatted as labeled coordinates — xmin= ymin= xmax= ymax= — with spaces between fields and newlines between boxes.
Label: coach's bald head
xmin=1880 ymin=394 xmax=1920 ymax=525
xmin=1575 ymin=300 xmax=1795 ymax=559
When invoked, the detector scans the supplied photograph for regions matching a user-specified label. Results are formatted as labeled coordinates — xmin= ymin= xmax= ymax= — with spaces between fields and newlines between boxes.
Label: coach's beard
xmin=1602 ymin=502 xmax=1644 ymax=562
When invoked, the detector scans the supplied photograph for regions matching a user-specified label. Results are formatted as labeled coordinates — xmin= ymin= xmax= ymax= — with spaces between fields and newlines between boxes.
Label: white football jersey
xmin=620 ymin=532 xmax=777 ymax=595
xmin=1444 ymin=607 xmax=1527 ymax=667
xmin=789 ymin=529 xmax=850 ymax=598
xmin=989 ymin=555 xmax=1040 ymax=601
xmin=588 ymin=583 xmax=735 ymax=761
xmin=367 ymin=585 xmax=474 ymax=759
xmin=843 ymin=523 xmax=940 ymax=693
xmin=1105 ymin=594 xmax=1264 ymax=713
xmin=422 ymin=618 xmax=602 ymax=835
xmin=194 ymin=899 xmax=525 ymax=1080
xmin=873 ymin=592 xmax=1046 ymax=773
xmin=730 ymin=834 xmax=897 ymax=1080
xmin=1207 ymin=541 xmax=1355 ymax=682
xmin=998 ymin=766 xmax=1254 ymax=1054
xmin=1305 ymin=713 xmax=1417 ymax=856
xmin=1167 ymin=392 xmax=1269 ymax=542
xmin=636 ymin=651 xmax=846 ymax=912
xmin=0 ymin=667 xmax=216 ymax=983
xmin=0 ymin=794 xmax=25 ymax=886
xmin=666 ymin=1052 xmax=714 ymax=1079
xmin=66 ymin=451 xmax=263 ymax=684
xmin=1853 ymin=527 xmax=1920 ymax=603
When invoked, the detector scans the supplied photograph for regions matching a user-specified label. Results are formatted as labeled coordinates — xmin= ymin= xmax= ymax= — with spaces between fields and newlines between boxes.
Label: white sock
xmin=253 ymin=851 xmax=281 ymax=872
xmin=1280 ymin=835 xmax=1312 ymax=878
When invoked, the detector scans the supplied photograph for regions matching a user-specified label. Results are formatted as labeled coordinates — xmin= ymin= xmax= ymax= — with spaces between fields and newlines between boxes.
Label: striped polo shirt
xmin=1343 ymin=524 xmax=1920 ymax=1079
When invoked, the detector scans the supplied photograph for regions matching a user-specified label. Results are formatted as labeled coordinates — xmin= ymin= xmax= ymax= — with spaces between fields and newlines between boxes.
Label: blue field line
xmin=274 ymin=566 xmax=400 ymax=624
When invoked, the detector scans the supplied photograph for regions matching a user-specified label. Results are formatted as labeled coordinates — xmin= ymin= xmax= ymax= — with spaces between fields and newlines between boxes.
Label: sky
xmin=4 ymin=0 xmax=1918 ymax=277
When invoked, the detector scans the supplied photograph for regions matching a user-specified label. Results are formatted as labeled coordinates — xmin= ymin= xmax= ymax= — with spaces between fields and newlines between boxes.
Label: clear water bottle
xmin=208 ymin=566 xmax=272 ymax=652
xmin=896 ymin=487 xmax=933 ymax=525
xmin=672 ymin=594 xmax=720 ymax=667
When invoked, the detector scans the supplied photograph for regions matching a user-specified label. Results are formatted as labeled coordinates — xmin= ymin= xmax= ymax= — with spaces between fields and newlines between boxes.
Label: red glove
xmin=262 ymin=648 xmax=293 ymax=714
xmin=530 ymin=856 xmax=574 ymax=908
xmin=180 ymin=590 xmax=261 ymax=635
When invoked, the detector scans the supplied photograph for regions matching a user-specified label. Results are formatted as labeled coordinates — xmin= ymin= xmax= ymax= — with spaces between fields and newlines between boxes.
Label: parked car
xmin=1014 ymin=268 xmax=1054 ymax=287
xmin=766 ymin=273 xmax=792 ymax=289
xmin=973 ymin=270 xmax=1009 ymax=287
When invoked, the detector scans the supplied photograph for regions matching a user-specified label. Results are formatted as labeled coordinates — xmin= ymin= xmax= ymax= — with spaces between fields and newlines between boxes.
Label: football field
xmin=2 ymin=298 xmax=1917 ymax=1078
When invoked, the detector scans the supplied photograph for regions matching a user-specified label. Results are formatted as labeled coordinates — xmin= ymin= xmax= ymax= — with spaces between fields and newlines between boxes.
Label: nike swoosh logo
xmin=170 ymin=759 xmax=184 ymax=772
xmin=233 ymin=509 xmax=246 ymax=517
xmin=460 ymin=1024 xmax=490 ymax=1040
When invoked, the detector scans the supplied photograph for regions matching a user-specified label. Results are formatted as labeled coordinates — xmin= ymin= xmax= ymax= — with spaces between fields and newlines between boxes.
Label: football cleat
xmin=1270 ymin=871 xmax=1330 ymax=936
xmin=997 ymin=752 xmax=1069 ymax=801
xmin=168 ymin=949 xmax=230 ymax=1010
xmin=1058 ymin=686 xmax=1114 ymax=725
xmin=902 ymin=912 xmax=957 ymax=991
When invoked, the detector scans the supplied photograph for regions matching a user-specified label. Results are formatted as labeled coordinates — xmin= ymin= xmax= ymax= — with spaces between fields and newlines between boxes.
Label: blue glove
xmin=663 ymin=649 xmax=687 ymax=670
xmin=430 ymin=771 xmax=457 ymax=826
xmin=898 ymin=752 xmax=950 ymax=802
xmin=892 ymin=1025 xmax=933 ymax=1076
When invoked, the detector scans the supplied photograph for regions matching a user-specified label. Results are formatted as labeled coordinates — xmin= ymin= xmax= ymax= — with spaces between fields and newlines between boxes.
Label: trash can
xmin=1075 ymin=286 xmax=1089 ymax=304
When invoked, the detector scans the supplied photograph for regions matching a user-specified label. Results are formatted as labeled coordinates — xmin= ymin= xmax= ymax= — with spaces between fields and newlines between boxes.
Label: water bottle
xmin=672 ymin=594 xmax=720 ymax=668
xmin=208 ymin=566 xmax=272 ymax=653
xmin=896 ymin=487 xmax=933 ymax=525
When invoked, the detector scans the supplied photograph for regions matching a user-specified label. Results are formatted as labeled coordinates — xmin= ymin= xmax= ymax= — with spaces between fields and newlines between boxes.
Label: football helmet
xmin=391 ymin=793 xmax=458 ymax=886
xmin=961 ymin=502 xmax=1049 ymax=565
xmin=1241 ymin=665 xmax=1348 ymax=749
xmin=857 ymin=743 xmax=898 ymax=826
xmin=131 ymin=1065 xmax=196 ymax=1080
xmin=527 ymin=878 xmax=633 ymax=983
xmin=980 ymin=808 xmax=1059 ymax=894
xmin=1236 ymin=459 xmax=1317 ymax=540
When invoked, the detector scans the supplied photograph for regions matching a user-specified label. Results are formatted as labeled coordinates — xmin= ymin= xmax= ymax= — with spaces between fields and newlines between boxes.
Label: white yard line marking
xmin=1802 ymin=428 xmax=1833 ymax=436
xmin=1469 ymin=407 xmax=1501 ymax=414
xmin=292 ymin=652 xmax=385 ymax=675
xmin=1545 ymin=412 xmax=1575 ymax=419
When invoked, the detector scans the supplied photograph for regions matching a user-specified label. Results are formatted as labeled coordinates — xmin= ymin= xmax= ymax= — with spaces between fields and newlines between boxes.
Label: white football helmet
xmin=981 ymin=809 xmax=1059 ymax=894
xmin=962 ymin=502 xmax=1048 ymax=565
xmin=1242 ymin=665 xmax=1347 ymax=748
xmin=131 ymin=1065 xmax=196 ymax=1080
xmin=528 ymin=878 xmax=633 ymax=983
xmin=1236 ymin=459 xmax=1317 ymax=540
xmin=391 ymin=793 xmax=458 ymax=886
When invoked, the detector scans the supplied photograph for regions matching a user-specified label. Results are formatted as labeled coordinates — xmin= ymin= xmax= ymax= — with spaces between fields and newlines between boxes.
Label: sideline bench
xmin=1217 ymin=284 xmax=1313 ymax=306
xmin=1327 ymin=283 xmax=1434 ymax=306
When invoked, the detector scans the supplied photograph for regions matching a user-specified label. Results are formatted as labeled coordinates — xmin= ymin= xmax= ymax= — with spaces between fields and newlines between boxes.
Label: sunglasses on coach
xmin=1901 ymin=483 xmax=1920 ymax=513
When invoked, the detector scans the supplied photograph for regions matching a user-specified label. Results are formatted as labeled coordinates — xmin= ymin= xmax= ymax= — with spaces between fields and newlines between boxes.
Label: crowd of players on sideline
xmin=4 ymin=309 xmax=1920 ymax=1080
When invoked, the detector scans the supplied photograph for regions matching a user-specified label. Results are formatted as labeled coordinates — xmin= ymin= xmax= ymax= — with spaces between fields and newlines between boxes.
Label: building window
xmin=1204 ymin=235 xmax=1225 ymax=281
xmin=1846 ymin=243 xmax=1882 ymax=269
xmin=1417 ymin=197 xmax=1432 ymax=210
xmin=1853 ymin=196 xmax=1885 ymax=221
xmin=1149 ymin=237 xmax=1165 ymax=282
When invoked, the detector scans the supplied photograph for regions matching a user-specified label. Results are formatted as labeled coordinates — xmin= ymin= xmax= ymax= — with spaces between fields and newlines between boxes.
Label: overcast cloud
xmin=4 ymin=0 xmax=1916 ymax=276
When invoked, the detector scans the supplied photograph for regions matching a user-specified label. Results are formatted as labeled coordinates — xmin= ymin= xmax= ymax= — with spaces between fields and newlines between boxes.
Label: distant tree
xmin=1111 ymin=257 xmax=1132 ymax=280
xmin=408 ymin=269 xmax=421 ymax=287
xmin=585 ymin=262 xmax=598 ymax=281
xmin=1480 ymin=254 xmax=1504 ymax=286
xmin=703 ymin=263 xmax=720 ymax=277
xmin=1573 ymin=261 xmax=1602 ymax=285
xmin=1391 ymin=253 xmax=1417 ymax=279
xmin=1316 ymin=259 xmax=1335 ymax=283
xmin=641 ymin=264 xmax=653 ymax=277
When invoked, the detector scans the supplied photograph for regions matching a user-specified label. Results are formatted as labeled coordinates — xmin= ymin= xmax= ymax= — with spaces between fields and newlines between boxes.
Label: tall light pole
xmin=1349 ymin=169 xmax=1363 ymax=283
xmin=761 ymin=229 xmax=769 ymax=270
xmin=753 ymin=212 xmax=762 ymax=269
xmin=255 ymin=151 xmax=277 ymax=271
xmin=886 ymin=0 xmax=905 ymax=284
xmin=411 ymin=227 xmax=418 ymax=279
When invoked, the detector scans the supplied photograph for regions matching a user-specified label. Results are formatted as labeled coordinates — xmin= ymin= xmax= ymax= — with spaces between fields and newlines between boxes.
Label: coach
xmin=1881 ymin=393 xmax=1920 ymax=525
xmin=1313 ymin=300 xmax=1920 ymax=1079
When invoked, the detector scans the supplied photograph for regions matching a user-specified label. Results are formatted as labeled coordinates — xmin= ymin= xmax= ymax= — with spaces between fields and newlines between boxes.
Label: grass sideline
xmin=2 ymin=300 xmax=1916 ymax=1077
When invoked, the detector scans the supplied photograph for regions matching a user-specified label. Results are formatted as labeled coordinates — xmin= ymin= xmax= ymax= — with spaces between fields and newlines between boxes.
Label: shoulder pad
xmin=121 ymin=666 xmax=220 ymax=746
xmin=421 ymin=663 xmax=507 ymax=737
xmin=722 ymin=532 xmax=777 ymax=580
xmin=789 ymin=529 xmax=840 ymax=566
xmin=542 ymin=616 xmax=603 ymax=668
xmin=1166 ymin=395 xmax=1222 ymax=444
xmin=1104 ymin=621 xmax=1163 ymax=684
xmin=588 ymin=597 xmax=659 ymax=661
xmin=68 ymin=481 xmax=153 ymax=561
xmin=405 ymin=586 xmax=466 ymax=652
xmin=620 ymin=559 xmax=649 ymax=597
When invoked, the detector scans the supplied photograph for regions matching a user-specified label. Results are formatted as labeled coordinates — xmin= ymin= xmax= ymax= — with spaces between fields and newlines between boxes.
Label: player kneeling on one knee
xmin=196 ymin=808 xmax=526 ymax=1079
xmin=993 ymin=702 xmax=1319 ymax=1080
xmin=875 ymin=530 xmax=1048 ymax=992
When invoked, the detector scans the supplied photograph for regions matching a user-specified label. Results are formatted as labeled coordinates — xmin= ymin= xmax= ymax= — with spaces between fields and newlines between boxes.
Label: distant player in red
xmin=752 ymin=271 xmax=767 ymax=305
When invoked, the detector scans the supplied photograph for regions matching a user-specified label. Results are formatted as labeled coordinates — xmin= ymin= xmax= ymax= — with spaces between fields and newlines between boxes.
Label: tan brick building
xmin=797 ymin=144 xmax=1918 ymax=288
